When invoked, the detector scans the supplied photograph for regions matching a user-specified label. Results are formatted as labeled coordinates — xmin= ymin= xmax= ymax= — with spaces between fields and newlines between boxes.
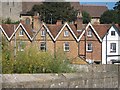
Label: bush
xmin=2 ymin=45 xmax=75 ymax=73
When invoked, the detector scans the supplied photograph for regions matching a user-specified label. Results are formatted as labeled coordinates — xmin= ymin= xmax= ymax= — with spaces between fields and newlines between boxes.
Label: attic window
xmin=64 ymin=30 xmax=69 ymax=37
xmin=41 ymin=30 xmax=45 ymax=37
xmin=87 ymin=30 xmax=92 ymax=37
xmin=19 ymin=30 xmax=24 ymax=36
xmin=111 ymin=31 xmax=115 ymax=36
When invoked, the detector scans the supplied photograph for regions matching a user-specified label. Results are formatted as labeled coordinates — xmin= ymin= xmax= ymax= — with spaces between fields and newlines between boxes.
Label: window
xmin=111 ymin=31 xmax=115 ymax=36
xmin=18 ymin=41 xmax=25 ymax=51
xmin=87 ymin=30 xmax=92 ymax=37
xmin=13 ymin=1 xmax=14 ymax=7
xmin=40 ymin=42 xmax=46 ymax=51
xmin=41 ymin=30 xmax=45 ymax=37
xmin=19 ymin=30 xmax=24 ymax=36
xmin=64 ymin=42 xmax=69 ymax=51
xmin=110 ymin=43 xmax=116 ymax=52
xmin=64 ymin=30 xmax=69 ymax=37
xmin=26 ymin=18 xmax=30 ymax=25
xmin=87 ymin=43 xmax=92 ymax=52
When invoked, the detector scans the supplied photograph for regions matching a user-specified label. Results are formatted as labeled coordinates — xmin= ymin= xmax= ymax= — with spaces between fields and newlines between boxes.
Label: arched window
xmin=26 ymin=18 xmax=30 ymax=25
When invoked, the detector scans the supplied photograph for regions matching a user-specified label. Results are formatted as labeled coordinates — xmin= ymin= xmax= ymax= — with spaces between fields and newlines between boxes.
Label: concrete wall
xmin=2 ymin=65 xmax=120 ymax=88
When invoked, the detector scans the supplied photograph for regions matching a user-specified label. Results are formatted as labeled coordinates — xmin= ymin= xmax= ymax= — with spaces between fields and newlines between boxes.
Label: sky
xmin=80 ymin=2 xmax=116 ymax=10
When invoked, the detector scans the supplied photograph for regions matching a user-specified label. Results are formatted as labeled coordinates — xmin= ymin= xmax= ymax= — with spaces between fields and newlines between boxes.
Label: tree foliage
xmin=114 ymin=0 xmax=120 ymax=11
xmin=2 ymin=18 xmax=20 ymax=24
xmin=100 ymin=1 xmax=120 ymax=24
xmin=100 ymin=10 xmax=118 ymax=24
xmin=82 ymin=11 xmax=91 ymax=24
xmin=30 ymin=2 xmax=78 ymax=24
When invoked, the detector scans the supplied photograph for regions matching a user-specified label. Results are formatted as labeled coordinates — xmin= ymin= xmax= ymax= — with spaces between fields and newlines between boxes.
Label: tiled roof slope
xmin=46 ymin=24 xmax=63 ymax=38
xmin=93 ymin=24 xmax=111 ymax=39
xmin=2 ymin=24 xmax=18 ymax=38
xmin=79 ymin=5 xmax=108 ymax=18
xmin=70 ymin=2 xmax=108 ymax=18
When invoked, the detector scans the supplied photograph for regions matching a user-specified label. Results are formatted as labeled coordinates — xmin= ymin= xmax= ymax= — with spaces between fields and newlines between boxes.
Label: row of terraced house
xmin=1 ymin=14 xmax=120 ymax=64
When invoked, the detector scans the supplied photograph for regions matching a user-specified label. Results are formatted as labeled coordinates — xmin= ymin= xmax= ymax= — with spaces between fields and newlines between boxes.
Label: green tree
xmin=2 ymin=18 xmax=20 ymax=24
xmin=82 ymin=11 xmax=91 ymax=24
xmin=114 ymin=0 xmax=120 ymax=11
xmin=113 ymin=0 xmax=120 ymax=24
xmin=100 ymin=10 xmax=118 ymax=24
xmin=30 ymin=2 xmax=78 ymax=24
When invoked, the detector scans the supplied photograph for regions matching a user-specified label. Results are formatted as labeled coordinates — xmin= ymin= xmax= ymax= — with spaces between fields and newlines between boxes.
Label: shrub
xmin=2 ymin=45 xmax=75 ymax=73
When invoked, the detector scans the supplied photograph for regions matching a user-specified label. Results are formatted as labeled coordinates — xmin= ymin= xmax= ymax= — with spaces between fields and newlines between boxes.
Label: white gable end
xmin=102 ymin=25 xmax=120 ymax=64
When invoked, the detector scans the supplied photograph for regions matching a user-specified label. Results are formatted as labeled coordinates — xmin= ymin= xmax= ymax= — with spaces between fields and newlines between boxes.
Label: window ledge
xmin=86 ymin=50 xmax=93 ymax=52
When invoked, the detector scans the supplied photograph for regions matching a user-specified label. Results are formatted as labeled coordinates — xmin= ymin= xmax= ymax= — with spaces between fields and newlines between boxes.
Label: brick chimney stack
xmin=76 ymin=11 xmax=83 ymax=30
xmin=33 ymin=12 xmax=42 ymax=31
xmin=56 ymin=20 xmax=62 ymax=25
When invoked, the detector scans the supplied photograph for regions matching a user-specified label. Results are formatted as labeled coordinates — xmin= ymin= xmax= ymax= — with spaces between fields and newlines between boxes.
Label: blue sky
xmin=80 ymin=2 xmax=116 ymax=9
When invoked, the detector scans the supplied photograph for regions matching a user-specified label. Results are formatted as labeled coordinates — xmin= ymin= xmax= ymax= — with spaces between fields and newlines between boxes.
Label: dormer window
xmin=111 ymin=31 xmax=115 ymax=36
xmin=19 ymin=30 xmax=24 ymax=36
xmin=64 ymin=30 xmax=69 ymax=37
xmin=87 ymin=30 xmax=92 ymax=37
xmin=41 ymin=30 xmax=45 ymax=37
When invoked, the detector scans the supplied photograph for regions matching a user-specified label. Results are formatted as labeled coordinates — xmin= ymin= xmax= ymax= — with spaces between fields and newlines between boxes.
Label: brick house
xmin=1 ymin=23 xmax=33 ymax=52
xmin=78 ymin=23 xmax=103 ymax=64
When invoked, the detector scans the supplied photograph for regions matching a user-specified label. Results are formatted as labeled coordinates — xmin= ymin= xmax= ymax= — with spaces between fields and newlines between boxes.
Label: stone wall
xmin=2 ymin=65 xmax=120 ymax=89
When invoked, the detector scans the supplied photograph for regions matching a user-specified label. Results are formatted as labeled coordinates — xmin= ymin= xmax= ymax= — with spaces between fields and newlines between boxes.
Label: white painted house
xmin=102 ymin=25 xmax=120 ymax=64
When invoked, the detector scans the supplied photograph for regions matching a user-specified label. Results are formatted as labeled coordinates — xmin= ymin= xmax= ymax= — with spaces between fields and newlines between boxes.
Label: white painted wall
xmin=102 ymin=26 xmax=120 ymax=64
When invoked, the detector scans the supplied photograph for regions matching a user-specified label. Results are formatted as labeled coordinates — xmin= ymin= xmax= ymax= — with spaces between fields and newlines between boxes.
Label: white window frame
xmin=86 ymin=43 xmax=93 ymax=52
xmin=64 ymin=42 xmax=69 ymax=52
xmin=111 ymin=31 xmax=115 ymax=36
xmin=40 ymin=42 xmax=46 ymax=51
xmin=110 ymin=43 xmax=116 ymax=52
xmin=87 ymin=30 xmax=92 ymax=37
xmin=41 ymin=30 xmax=45 ymax=37
xmin=19 ymin=30 xmax=24 ymax=36
xmin=64 ymin=30 xmax=69 ymax=37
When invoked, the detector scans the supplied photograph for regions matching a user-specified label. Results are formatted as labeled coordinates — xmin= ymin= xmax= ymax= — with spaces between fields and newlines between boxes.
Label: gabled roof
xmin=1 ymin=24 xmax=19 ymax=41
xmin=69 ymin=24 xmax=87 ymax=38
xmin=79 ymin=4 xmax=108 ymax=18
xmin=54 ymin=23 xmax=78 ymax=42
xmin=10 ymin=23 xmax=33 ymax=41
xmin=32 ymin=23 xmax=56 ymax=42
xmin=70 ymin=2 xmax=108 ymax=18
xmin=78 ymin=22 xmax=102 ymax=42
xmin=46 ymin=24 xmax=63 ymax=38
xmin=93 ymin=24 xmax=111 ymax=39
xmin=22 ymin=24 xmax=33 ymax=38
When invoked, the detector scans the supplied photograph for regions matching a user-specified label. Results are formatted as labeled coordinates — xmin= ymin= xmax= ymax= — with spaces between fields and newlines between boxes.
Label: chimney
xmin=20 ymin=20 xmax=25 ymax=24
xmin=33 ymin=13 xmax=42 ymax=31
xmin=56 ymin=20 xmax=62 ymax=25
xmin=76 ymin=11 xmax=83 ymax=30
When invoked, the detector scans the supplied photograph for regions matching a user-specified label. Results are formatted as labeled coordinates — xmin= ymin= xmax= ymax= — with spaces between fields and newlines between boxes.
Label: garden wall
xmin=2 ymin=65 xmax=120 ymax=89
